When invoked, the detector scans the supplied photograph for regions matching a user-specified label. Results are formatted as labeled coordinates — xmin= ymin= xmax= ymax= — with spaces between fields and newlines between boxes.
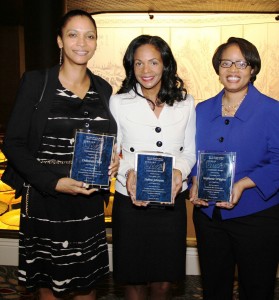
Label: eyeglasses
xmin=219 ymin=60 xmax=250 ymax=69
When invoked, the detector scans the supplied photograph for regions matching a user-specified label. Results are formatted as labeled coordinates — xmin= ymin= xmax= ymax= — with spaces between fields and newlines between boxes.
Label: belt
xmin=38 ymin=159 xmax=72 ymax=165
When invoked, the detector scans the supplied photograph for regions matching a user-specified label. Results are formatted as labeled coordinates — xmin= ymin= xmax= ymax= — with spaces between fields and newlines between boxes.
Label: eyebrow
xmin=134 ymin=58 xmax=159 ymax=61
xmin=66 ymin=29 xmax=96 ymax=33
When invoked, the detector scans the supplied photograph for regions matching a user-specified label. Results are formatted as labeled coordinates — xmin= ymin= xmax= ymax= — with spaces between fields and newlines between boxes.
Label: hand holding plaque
xmin=197 ymin=151 xmax=236 ymax=202
xmin=134 ymin=151 xmax=175 ymax=205
xmin=70 ymin=130 xmax=115 ymax=189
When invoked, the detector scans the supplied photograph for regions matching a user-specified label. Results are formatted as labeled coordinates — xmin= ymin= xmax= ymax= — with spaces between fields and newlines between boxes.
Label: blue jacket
xmin=193 ymin=83 xmax=279 ymax=219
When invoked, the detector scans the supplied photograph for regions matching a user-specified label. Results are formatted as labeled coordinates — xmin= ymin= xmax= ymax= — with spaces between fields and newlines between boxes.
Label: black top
xmin=37 ymin=81 xmax=111 ymax=164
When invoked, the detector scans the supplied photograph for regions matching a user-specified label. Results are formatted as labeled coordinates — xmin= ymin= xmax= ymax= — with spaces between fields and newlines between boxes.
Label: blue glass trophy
xmin=197 ymin=151 xmax=236 ymax=202
xmin=135 ymin=151 xmax=175 ymax=205
xmin=70 ymin=130 xmax=115 ymax=189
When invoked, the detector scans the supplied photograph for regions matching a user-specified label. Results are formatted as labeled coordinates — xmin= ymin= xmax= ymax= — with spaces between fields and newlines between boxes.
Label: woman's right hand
xmin=108 ymin=144 xmax=120 ymax=179
xmin=55 ymin=177 xmax=98 ymax=195
xmin=189 ymin=177 xmax=209 ymax=207
xmin=126 ymin=169 xmax=148 ymax=207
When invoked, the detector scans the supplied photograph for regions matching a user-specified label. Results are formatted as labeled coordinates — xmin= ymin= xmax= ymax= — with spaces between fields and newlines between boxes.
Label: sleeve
xmin=248 ymin=101 xmax=279 ymax=200
xmin=174 ymin=96 xmax=197 ymax=181
xmin=2 ymin=71 xmax=61 ymax=196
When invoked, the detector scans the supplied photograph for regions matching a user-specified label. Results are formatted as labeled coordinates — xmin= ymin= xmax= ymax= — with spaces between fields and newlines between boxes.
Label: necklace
xmin=222 ymin=94 xmax=247 ymax=116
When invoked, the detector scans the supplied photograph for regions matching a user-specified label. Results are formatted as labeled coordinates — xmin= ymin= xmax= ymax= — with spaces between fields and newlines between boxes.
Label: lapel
xmin=29 ymin=65 xmax=60 ymax=153
xmin=88 ymin=71 xmax=117 ymax=134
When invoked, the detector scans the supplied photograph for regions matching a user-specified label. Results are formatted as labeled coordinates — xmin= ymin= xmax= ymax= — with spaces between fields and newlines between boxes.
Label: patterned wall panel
xmin=88 ymin=13 xmax=279 ymax=104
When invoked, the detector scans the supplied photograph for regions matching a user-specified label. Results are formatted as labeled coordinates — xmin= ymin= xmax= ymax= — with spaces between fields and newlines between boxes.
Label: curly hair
xmin=118 ymin=35 xmax=187 ymax=106
xmin=212 ymin=37 xmax=261 ymax=83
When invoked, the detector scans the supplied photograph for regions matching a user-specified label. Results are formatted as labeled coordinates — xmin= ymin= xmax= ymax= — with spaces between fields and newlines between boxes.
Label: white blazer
xmin=109 ymin=85 xmax=196 ymax=196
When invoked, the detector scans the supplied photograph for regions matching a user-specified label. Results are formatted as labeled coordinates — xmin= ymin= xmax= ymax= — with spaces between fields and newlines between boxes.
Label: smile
xmin=227 ymin=76 xmax=240 ymax=82
xmin=74 ymin=50 xmax=88 ymax=56
xmin=141 ymin=76 xmax=154 ymax=82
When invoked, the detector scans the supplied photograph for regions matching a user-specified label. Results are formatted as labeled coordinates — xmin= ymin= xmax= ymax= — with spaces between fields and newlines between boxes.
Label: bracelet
xmin=125 ymin=168 xmax=134 ymax=178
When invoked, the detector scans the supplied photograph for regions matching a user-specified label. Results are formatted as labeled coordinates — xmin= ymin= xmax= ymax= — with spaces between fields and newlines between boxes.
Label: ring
xmin=82 ymin=182 xmax=88 ymax=188
xmin=191 ymin=199 xmax=200 ymax=207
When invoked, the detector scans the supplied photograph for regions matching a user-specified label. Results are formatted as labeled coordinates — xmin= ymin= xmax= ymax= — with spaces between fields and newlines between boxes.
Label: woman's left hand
xmin=215 ymin=176 xmax=256 ymax=209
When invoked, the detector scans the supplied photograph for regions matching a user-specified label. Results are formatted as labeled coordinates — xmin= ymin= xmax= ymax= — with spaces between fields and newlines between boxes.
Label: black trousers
xmin=193 ymin=205 xmax=279 ymax=300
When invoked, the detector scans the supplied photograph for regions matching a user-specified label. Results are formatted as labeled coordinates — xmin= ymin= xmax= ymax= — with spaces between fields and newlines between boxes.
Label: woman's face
xmin=57 ymin=15 xmax=97 ymax=65
xmin=219 ymin=44 xmax=254 ymax=93
xmin=134 ymin=44 xmax=164 ymax=94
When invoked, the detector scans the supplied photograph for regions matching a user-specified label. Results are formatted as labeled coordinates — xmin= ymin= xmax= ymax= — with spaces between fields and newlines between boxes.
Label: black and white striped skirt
xmin=18 ymin=185 xmax=109 ymax=297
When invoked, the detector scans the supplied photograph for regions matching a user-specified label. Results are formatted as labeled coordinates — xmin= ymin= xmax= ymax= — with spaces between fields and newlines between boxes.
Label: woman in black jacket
xmin=3 ymin=10 xmax=117 ymax=300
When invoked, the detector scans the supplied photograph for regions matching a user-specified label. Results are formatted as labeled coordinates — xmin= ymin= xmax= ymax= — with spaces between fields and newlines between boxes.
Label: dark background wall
xmin=0 ymin=0 xmax=65 ymax=133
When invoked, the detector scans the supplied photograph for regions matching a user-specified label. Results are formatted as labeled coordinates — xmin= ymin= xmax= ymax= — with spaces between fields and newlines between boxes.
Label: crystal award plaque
xmin=135 ymin=151 xmax=175 ymax=205
xmin=197 ymin=151 xmax=236 ymax=202
xmin=70 ymin=130 xmax=115 ymax=189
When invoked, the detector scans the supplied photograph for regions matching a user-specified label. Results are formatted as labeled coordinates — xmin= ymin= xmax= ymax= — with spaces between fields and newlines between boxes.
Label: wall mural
xmin=88 ymin=13 xmax=279 ymax=105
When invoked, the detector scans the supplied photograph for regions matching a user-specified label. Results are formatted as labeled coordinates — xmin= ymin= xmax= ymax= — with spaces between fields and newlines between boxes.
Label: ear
xmin=250 ymin=68 xmax=254 ymax=75
xmin=57 ymin=36 xmax=63 ymax=49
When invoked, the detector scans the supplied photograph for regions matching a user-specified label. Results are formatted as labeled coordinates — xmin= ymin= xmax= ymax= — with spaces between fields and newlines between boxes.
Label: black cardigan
xmin=2 ymin=65 xmax=117 ymax=197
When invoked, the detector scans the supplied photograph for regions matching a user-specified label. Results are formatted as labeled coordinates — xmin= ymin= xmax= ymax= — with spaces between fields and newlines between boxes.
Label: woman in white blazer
xmin=109 ymin=35 xmax=196 ymax=299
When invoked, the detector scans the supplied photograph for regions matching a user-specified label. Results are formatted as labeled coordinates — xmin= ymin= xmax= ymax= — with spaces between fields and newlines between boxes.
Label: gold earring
xmin=59 ymin=48 xmax=63 ymax=65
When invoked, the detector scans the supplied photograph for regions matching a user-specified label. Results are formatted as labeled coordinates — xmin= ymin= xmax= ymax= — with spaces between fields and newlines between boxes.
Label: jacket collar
xmin=209 ymin=83 xmax=262 ymax=122
xmin=123 ymin=83 xmax=145 ymax=101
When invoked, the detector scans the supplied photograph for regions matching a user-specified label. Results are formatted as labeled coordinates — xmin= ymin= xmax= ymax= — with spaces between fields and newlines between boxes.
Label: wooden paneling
xmin=67 ymin=0 xmax=279 ymax=14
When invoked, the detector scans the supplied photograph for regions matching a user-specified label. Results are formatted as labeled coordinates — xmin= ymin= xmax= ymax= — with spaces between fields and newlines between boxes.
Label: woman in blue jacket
xmin=190 ymin=37 xmax=279 ymax=300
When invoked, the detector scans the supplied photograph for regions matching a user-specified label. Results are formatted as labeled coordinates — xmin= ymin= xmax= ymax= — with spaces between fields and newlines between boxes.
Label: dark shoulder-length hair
xmin=57 ymin=9 xmax=97 ymax=38
xmin=212 ymin=37 xmax=261 ymax=83
xmin=118 ymin=35 xmax=187 ymax=105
